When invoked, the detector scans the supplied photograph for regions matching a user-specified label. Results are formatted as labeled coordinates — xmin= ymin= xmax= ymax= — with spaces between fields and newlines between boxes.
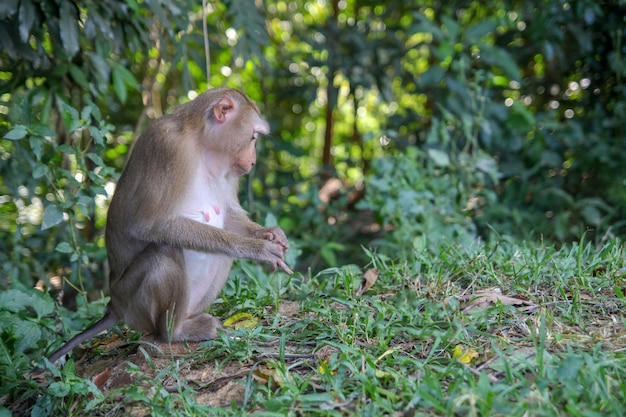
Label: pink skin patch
xmin=200 ymin=207 xmax=221 ymax=223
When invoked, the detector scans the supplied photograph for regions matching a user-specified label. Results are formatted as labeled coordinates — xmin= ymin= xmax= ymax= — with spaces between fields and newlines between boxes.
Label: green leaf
xmin=59 ymin=1 xmax=80 ymax=58
xmin=111 ymin=64 xmax=137 ymax=103
xmin=14 ymin=319 xmax=42 ymax=352
xmin=4 ymin=125 xmax=27 ymax=140
xmin=427 ymin=149 xmax=450 ymax=167
xmin=55 ymin=242 xmax=73 ymax=254
xmin=18 ymin=0 xmax=36 ymax=42
xmin=420 ymin=66 xmax=445 ymax=87
xmin=86 ymin=152 xmax=105 ymax=166
xmin=30 ymin=123 xmax=56 ymax=137
xmin=57 ymin=100 xmax=82 ymax=133
xmin=42 ymin=205 xmax=64 ymax=230
xmin=464 ymin=19 xmax=498 ymax=42
xmin=32 ymin=163 xmax=48 ymax=179
xmin=480 ymin=46 xmax=521 ymax=81
xmin=263 ymin=212 xmax=278 ymax=227
xmin=48 ymin=381 xmax=71 ymax=398
xmin=112 ymin=66 xmax=127 ymax=103
xmin=0 ymin=0 xmax=19 ymax=19
xmin=0 ymin=289 xmax=32 ymax=312
xmin=441 ymin=15 xmax=460 ymax=40
xmin=31 ymin=293 xmax=55 ymax=317
xmin=69 ymin=64 xmax=89 ymax=89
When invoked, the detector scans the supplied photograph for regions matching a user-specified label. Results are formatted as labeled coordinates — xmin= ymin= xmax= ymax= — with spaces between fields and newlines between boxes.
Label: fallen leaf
xmin=458 ymin=288 xmax=536 ymax=312
xmin=356 ymin=268 xmax=379 ymax=296
xmin=92 ymin=368 xmax=111 ymax=389
xmin=452 ymin=345 xmax=479 ymax=364
xmin=278 ymin=300 xmax=300 ymax=317
xmin=315 ymin=345 xmax=340 ymax=361
xmin=223 ymin=313 xmax=259 ymax=330
xmin=252 ymin=367 xmax=286 ymax=387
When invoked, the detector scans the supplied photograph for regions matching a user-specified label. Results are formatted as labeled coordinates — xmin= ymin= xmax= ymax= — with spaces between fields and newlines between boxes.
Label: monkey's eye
xmin=251 ymin=132 xmax=259 ymax=141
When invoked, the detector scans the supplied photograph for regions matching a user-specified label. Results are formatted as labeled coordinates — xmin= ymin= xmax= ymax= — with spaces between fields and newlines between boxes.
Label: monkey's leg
xmin=110 ymin=244 xmax=188 ymax=341
xmin=111 ymin=244 xmax=222 ymax=342
xmin=176 ymin=253 xmax=233 ymax=341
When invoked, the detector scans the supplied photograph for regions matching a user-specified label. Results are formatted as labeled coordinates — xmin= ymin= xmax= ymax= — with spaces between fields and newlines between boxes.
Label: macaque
xmin=47 ymin=88 xmax=292 ymax=364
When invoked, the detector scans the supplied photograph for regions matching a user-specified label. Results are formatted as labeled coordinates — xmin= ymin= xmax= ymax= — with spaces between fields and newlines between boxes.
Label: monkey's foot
xmin=177 ymin=313 xmax=222 ymax=342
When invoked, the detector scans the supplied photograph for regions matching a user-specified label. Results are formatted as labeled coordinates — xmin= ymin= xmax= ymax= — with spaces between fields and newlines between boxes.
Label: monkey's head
xmin=183 ymin=88 xmax=269 ymax=176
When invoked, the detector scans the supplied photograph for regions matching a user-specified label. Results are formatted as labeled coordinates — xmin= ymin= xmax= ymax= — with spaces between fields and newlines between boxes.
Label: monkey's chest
xmin=183 ymin=175 xmax=228 ymax=228
xmin=185 ymin=203 xmax=225 ymax=228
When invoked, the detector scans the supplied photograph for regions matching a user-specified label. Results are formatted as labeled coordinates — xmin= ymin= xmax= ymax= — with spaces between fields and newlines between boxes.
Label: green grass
xmin=2 ymin=238 xmax=626 ymax=416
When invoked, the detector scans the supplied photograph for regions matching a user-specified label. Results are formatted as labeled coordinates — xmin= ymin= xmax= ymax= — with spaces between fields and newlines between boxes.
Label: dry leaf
xmin=356 ymin=268 xmax=379 ymax=296
xmin=92 ymin=368 xmax=111 ymax=389
xmin=315 ymin=345 xmax=340 ymax=361
xmin=252 ymin=367 xmax=285 ymax=387
xmin=278 ymin=300 xmax=300 ymax=317
xmin=459 ymin=288 xmax=536 ymax=312
xmin=222 ymin=312 xmax=259 ymax=330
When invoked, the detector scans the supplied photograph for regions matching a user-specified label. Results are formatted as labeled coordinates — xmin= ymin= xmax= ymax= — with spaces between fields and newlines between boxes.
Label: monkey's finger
xmin=277 ymin=259 xmax=293 ymax=275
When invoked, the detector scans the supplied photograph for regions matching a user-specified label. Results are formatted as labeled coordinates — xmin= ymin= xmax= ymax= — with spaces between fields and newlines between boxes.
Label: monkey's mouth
xmin=236 ymin=165 xmax=253 ymax=175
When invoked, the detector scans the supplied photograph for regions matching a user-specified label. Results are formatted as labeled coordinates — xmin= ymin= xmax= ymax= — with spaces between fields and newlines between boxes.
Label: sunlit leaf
xmin=3 ymin=125 xmax=27 ymax=140
xmin=453 ymin=345 xmax=479 ymax=364
xmin=427 ymin=148 xmax=450 ymax=167
xmin=42 ymin=205 xmax=64 ymax=230
xmin=223 ymin=312 xmax=259 ymax=330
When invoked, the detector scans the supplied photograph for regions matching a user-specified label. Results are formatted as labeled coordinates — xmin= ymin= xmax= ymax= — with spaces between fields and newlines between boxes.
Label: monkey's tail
xmin=46 ymin=308 xmax=118 ymax=365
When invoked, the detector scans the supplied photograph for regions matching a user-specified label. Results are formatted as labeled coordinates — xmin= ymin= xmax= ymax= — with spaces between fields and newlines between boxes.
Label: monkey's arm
xmin=223 ymin=207 xmax=289 ymax=252
xmin=135 ymin=216 xmax=292 ymax=273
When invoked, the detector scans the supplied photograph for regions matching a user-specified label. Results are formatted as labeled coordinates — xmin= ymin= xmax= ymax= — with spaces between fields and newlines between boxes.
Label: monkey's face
xmin=234 ymin=134 xmax=258 ymax=175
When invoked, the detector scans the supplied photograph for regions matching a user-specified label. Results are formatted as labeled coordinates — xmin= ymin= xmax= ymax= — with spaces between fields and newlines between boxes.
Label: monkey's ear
xmin=212 ymin=95 xmax=236 ymax=123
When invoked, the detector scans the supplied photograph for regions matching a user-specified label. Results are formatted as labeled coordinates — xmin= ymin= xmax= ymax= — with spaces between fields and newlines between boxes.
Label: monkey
xmin=46 ymin=88 xmax=293 ymax=364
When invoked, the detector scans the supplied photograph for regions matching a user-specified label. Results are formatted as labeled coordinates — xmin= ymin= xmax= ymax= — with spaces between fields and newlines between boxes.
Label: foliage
xmin=2 ymin=239 xmax=626 ymax=415
xmin=260 ymin=0 xmax=626 ymax=248
xmin=1 ymin=99 xmax=114 ymax=297
xmin=360 ymin=145 xmax=497 ymax=255
xmin=0 ymin=0 xmax=626 ymax=413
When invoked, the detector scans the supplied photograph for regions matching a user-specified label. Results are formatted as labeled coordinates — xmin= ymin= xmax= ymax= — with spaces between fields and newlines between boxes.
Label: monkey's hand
xmin=262 ymin=239 xmax=294 ymax=275
xmin=255 ymin=227 xmax=289 ymax=253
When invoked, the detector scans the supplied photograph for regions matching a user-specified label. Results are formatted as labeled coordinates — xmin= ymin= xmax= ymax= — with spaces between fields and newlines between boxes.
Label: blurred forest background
xmin=0 ymin=0 xmax=625 ymax=297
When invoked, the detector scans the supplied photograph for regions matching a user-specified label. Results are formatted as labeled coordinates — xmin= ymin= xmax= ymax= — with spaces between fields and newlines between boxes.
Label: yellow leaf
xmin=223 ymin=312 xmax=259 ymax=330
xmin=452 ymin=345 xmax=479 ymax=364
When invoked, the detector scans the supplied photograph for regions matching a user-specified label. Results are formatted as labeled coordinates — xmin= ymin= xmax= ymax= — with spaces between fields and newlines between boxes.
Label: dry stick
xmin=202 ymin=0 xmax=211 ymax=85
